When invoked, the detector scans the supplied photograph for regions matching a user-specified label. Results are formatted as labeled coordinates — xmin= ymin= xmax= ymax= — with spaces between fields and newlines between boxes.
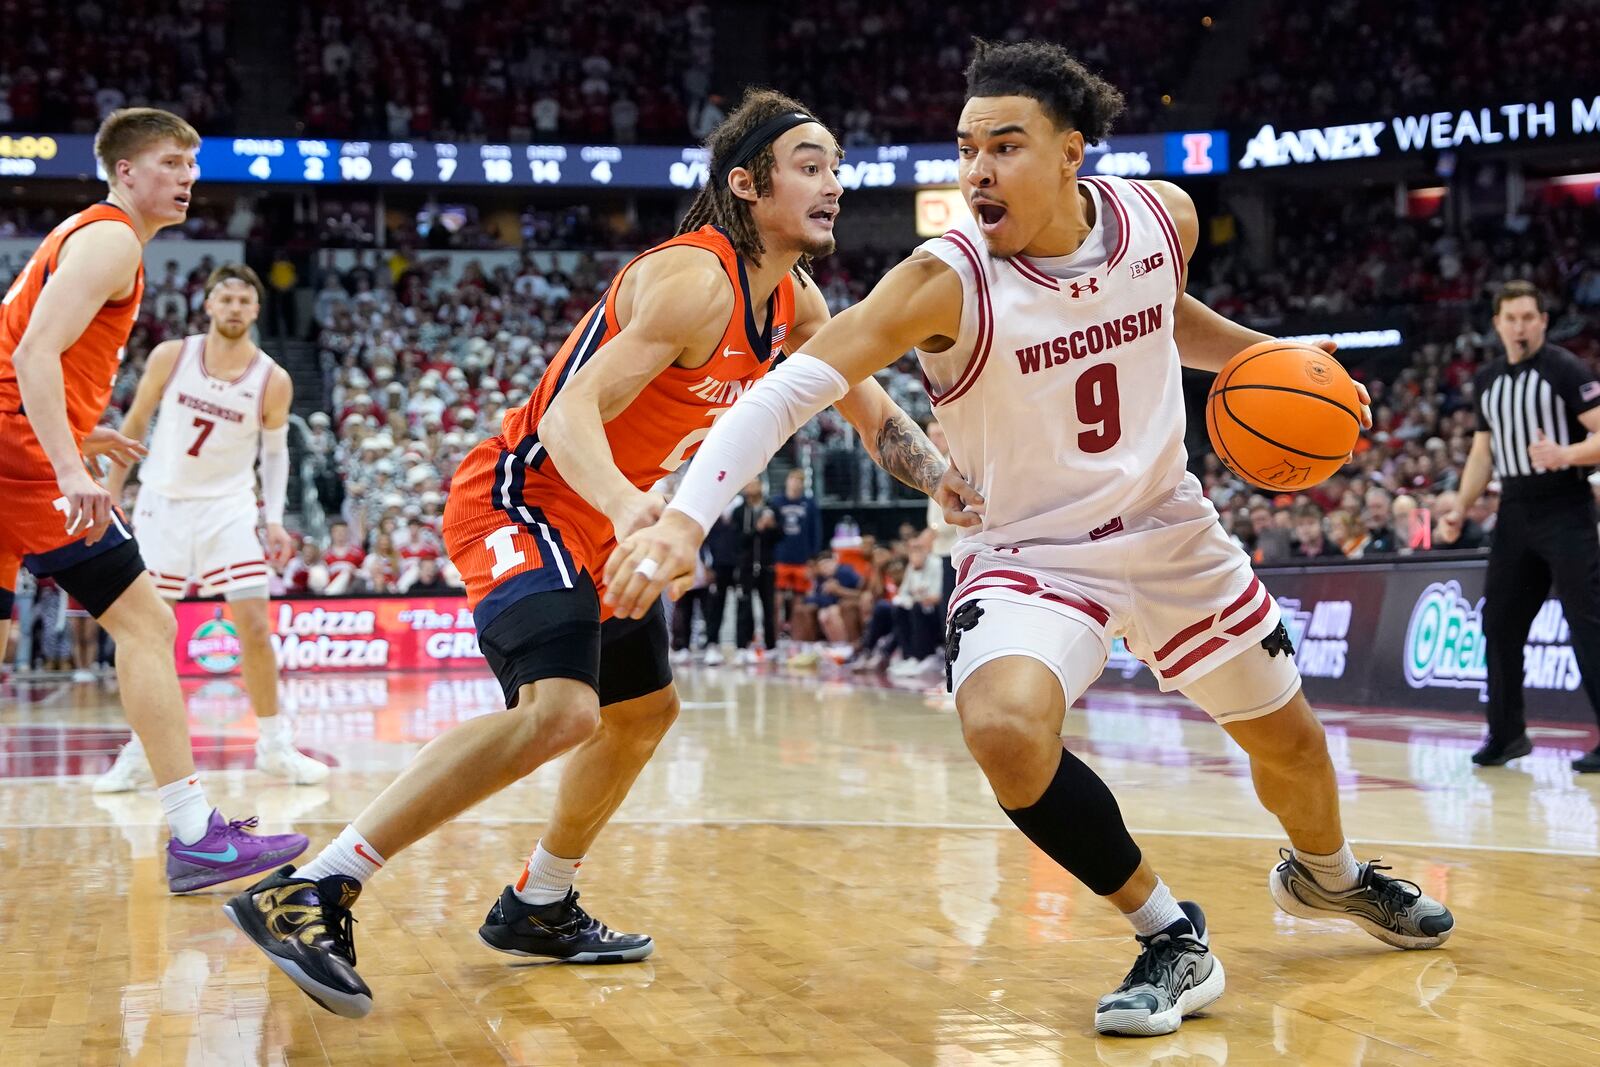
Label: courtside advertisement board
xmin=173 ymin=596 xmax=482 ymax=677
xmin=1103 ymin=558 xmax=1594 ymax=722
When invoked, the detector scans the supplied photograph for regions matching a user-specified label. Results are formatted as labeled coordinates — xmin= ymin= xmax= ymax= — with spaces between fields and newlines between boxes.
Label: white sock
xmin=513 ymin=841 xmax=583 ymax=906
xmin=298 ymin=824 xmax=386 ymax=884
xmin=1295 ymin=842 xmax=1361 ymax=892
xmin=1124 ymin=878 xmax=1185 ymax=938
xmin=158 ymin=776 xmax=213 ymax=845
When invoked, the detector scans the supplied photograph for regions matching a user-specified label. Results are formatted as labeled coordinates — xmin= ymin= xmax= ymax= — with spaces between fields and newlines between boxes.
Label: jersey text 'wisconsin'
xmin=1015 ymin=304 xmax=1164 ymax=374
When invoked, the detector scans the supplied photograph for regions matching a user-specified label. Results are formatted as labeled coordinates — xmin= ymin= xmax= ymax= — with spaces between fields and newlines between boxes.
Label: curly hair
xmin=964 ymin=38 xmax=1126 ymax=145
xmin=677 ymin=87 xmax=839 ymax=283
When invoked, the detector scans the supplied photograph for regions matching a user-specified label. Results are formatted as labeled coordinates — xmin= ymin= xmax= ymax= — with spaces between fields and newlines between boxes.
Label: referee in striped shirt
xmin=1449 ymin=281 xmax=1600 ymax=772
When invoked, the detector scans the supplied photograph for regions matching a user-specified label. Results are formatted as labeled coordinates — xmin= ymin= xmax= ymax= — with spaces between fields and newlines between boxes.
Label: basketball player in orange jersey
xmin=0 ymin=109 xmax=307 ymax=892
xmin=612 ymin=41 xmax=1454 ymax=1038
xmin=224 ymin=89 xmax=978 ymax=1019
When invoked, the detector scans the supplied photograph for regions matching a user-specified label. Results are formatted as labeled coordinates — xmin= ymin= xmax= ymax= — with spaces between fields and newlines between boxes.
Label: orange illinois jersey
xmin=501 ymin=224 xmax=795 ymax=562
xmin=0 ymin=202 xmax=145 ymax=442
xmin=445 ymin=225 xmax=798 ymax=626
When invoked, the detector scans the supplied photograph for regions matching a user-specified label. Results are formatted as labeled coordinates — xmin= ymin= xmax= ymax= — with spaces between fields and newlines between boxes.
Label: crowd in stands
xmin=288 ymin=0 xmax=712 ymax=144
xmin=0 ymin=0 xmax=236 ymax=133
xmin=1190 ymin=187 xmax=1600 ymax=560
xmin=0 ymin=204 xmax=236 ymax=242
xmin=1223 ymin=0 xmax=1600 ymax=128
xmin=1197 ymin=192 xmax=1600 ymax=340
xmin=8 ymin=1 xmax=1596 ymax=154
xmin=767 ymin=0 xmax=1208 ymax=145
xmin=284 ymin=0 xmax=1207 ymax=147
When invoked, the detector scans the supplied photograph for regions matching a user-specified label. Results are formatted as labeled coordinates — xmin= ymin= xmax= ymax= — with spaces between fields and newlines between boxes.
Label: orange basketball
xmin=1205 ymin=341 xmax=1362 ymax=492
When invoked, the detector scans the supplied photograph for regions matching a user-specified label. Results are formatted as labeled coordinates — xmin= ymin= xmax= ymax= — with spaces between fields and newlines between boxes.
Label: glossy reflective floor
xmin=3 ymin=664 xmax=1599 ymax=1065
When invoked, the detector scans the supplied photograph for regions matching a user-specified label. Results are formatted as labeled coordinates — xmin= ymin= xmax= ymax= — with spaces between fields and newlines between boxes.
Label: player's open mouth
xmin=175 ymin=194 xmax=191 ymax=209
xmin=975 ymin=202 xmax=1007 ymax=229
xmin=809 ymin=208 xmax=837 ymax=227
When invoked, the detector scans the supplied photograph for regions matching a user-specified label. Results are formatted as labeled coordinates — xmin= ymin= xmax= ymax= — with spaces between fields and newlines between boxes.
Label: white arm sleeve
xmin=665 ymin=353 xmax=851 ymax=533
xmin=259 ymin=424 xmax=290 ymax=525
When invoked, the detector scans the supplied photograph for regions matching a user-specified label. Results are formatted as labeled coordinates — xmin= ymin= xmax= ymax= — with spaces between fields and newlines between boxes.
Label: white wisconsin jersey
xmin=141 ymin=334 xmax=275 ymax=499
xmin=915 ymin=175 xmax=1189 ymax=546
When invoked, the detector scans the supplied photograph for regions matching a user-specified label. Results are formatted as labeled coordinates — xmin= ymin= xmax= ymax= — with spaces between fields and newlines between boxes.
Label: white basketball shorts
xmin=946 ymin=474 xmax=1301 ymax=724
xmin=134 ymin=488 xmax=270 ymax=599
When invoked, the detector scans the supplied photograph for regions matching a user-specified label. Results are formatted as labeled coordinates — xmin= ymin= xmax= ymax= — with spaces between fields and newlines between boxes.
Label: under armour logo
xmin=1069 ymin=277 xmax=1099 ymax=298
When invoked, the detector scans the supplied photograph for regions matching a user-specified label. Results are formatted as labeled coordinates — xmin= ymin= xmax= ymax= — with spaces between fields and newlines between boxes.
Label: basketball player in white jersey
xmin=99 ymin=264 xmax=328 ymax=788
xmin=610 ymin=40 xmax=1454 ymax=1038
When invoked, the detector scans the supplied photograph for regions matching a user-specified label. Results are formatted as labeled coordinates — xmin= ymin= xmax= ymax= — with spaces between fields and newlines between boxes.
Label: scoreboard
xmin=0 ymin=131 xmax=1229 ymax=189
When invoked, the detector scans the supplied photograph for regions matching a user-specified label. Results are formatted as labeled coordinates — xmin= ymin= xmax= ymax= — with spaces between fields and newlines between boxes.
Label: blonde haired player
xmin=0 ymin=108 xmax=305 ymax=891
xmin=612 ymin=40 xmax=1453 ymax=1038
xmin=100 ymin=263 xmax=328 ymax=787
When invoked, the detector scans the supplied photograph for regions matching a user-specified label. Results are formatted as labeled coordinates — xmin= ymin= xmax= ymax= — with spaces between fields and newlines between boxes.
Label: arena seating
xmin=0 ymin=0 xmax=236 ymax=133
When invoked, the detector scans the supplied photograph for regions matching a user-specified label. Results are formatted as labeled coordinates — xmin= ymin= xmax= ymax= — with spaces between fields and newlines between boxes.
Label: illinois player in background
xmin=224 ymin=88 xmax=979 ymax=1019
xmin=0 ymin=108 xmax=306 ymax=891
xmin=100 ymin=263 xmax=329 ymax=790
xmin=611 ymin=40 xmax=1453 ymax=1038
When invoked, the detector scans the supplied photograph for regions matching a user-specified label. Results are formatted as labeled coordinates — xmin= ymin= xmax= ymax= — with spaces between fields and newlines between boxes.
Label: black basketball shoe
xmin=478 ymin=886 xmax=654 ymax=963
xmin=223 ymin=865 xmax=372 ymax=1018
xmin=1470 ymin=734 xmax=1532 ymax=766
xmin=1269 ymin=848 xmax=1453 ymax=949
xmin=1095 ymin=901 xmax=1225 ymax=1037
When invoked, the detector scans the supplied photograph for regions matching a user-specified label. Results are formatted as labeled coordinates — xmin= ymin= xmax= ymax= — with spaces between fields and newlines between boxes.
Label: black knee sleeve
xmin=0 ymin=586 xmax=13 ymax=618
xmin=1001 ymin=745 xmax=1143 ymax=896
xmin=49 ymin=539 xmax=147 ymax=618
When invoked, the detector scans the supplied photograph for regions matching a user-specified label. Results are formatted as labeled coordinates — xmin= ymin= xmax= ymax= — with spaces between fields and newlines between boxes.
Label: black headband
xmin=715 ymin=111 xmax=817 ymax=186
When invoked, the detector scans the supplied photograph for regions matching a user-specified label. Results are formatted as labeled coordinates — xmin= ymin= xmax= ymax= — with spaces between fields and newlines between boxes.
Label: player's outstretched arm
xmin=258 ymin=365 xmax=295 ymax=565
xmin=539 ymin=246 xmax=733 ymax=540
xmin=785 ymin=273 xmax=968 ymax=502
xmin=11 ymin=220 xmax=144 ymax=543
xmin=602 ymin=251 xmax=963 ymax=619
xmin=1141 ymin=180 xmax=1267 ymax=374
xmin=103 ymin=338 xmax=182 ymax=501
xmin=1149 ymin=180 xmax=1372 ymax=429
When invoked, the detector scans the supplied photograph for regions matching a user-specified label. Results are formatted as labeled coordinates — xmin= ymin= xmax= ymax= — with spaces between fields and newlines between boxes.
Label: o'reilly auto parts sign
xmin=1404 ymin=580 xmax=1581 ymax=700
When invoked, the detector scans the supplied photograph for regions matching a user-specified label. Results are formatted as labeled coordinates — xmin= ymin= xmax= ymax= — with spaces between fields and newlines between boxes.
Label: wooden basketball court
xmin=3 ymin=666 xmax=1598 ymax=1065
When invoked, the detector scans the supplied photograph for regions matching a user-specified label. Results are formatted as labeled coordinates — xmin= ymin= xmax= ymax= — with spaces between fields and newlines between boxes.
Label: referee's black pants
xmin=1483 ymin=492 xmax=1600 ymax=741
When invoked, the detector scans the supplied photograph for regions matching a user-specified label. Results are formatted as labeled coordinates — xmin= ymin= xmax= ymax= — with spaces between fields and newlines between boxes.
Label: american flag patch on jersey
xmin=1582 ymin=380 xmax=1600 ymax=402
xmin=772 ymin=323 xmax=787 ymax=345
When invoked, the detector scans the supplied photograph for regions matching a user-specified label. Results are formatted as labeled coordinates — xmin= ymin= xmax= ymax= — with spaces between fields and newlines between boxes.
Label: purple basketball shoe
xmin=166 ymin=810 xmax=309 ymax=893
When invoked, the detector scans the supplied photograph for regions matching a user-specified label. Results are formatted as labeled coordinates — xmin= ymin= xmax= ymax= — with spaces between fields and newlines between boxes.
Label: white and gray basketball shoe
xmin=93 ymin=737 xmax=153 ymax=793
xmin=1096 ymin=900 xmax=1226 ymax=1038
xmin=1269 ymin=848 xmax=1454 ymax=949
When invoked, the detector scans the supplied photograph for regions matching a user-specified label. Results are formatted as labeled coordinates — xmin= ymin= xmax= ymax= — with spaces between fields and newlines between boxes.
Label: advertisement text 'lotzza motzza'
xmin=174 ymin=597 xmax=483 ymax=676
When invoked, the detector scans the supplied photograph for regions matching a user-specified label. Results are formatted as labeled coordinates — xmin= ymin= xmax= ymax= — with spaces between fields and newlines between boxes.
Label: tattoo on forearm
xmin=873 ymin=411 xmax=946 ymax=496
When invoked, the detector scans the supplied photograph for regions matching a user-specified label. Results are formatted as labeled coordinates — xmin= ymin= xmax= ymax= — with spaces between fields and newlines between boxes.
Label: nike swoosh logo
xmin=723 ymin=346 xmax=746 ymax=359
xmin=176 ymin=843 xmax=238 ymax=862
